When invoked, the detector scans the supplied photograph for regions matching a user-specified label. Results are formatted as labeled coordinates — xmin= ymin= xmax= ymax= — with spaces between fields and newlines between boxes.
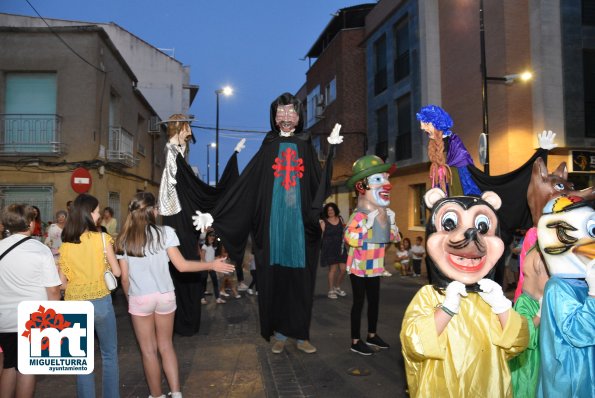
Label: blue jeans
xmin=76 ymin=294 xmax=120 ymax=398
xmin=274 ymin=331 xmax=305 ymax=344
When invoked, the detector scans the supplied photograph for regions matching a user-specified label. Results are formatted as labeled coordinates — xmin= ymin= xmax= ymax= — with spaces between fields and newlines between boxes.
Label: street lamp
xmin=479 ymin=0 xmax=532 ymax=174
xmin=215 ymin=86 xmax=233 ymax=184
xmin=206 ymin=142 xmax=216 ymax=185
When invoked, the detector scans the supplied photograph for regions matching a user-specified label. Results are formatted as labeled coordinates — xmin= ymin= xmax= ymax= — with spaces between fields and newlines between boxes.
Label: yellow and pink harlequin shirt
xmin=343 ymin=210 xmax=398 ymax=277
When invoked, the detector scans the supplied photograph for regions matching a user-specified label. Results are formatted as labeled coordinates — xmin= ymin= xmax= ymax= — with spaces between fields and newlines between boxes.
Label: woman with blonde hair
xmin=116 ymin=192 xmax=234 ymax=398
xmin=59 ymin=193 xmax=121 ymax=397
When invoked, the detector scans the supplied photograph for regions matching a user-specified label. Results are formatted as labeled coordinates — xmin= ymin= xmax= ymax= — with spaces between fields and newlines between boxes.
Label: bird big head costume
xmin=424 ymin=188 xmax=504 ymax=291
xmin=537 ymin=196 xmax=595 ymax=278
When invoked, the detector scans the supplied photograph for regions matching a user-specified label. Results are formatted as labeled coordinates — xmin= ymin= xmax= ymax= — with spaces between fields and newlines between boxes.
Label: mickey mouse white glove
xmin=192 ymin=211 xmax=213 ymax=233
xmin=478 ymin=279 xmax=512 ymax=314
xmin=443 ymin=281 xmax=468 ymax=314
xmin=537 ymin=130 xmax=557 ymax=151
xmin=327 ymin=123 xmax=343 ymax=145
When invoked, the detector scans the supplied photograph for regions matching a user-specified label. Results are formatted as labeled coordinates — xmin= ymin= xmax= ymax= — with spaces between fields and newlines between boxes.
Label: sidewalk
xmin=35 ymin=266 xmax=426 ymax=397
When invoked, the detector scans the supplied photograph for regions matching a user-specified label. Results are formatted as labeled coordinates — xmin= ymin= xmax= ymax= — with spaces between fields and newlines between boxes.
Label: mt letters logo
xmin=18 ymin=301 xmax=94 ymax=374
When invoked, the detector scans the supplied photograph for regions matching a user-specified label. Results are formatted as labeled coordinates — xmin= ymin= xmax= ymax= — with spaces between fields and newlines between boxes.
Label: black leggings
xmin=350 ymin=274 xmax=380 ymax=340
xmin=205 ymin=270 xmax=220 ymax=299
xmin=248 ymin=269 xmax=257 ymax=290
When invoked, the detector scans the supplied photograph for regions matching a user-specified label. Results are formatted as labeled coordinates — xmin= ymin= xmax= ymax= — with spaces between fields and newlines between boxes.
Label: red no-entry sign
xmin=71 ymin=167 xmax=92 ymax=193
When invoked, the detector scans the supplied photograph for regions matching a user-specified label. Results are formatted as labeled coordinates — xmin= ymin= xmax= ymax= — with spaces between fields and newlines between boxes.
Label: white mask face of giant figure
xmin=364 ymin=172 xmax=392 ymax=208
xmin=537 ymin=197 xmax=595 ymax=278
xmin=275 ymin=105 xmax=299 ymax=134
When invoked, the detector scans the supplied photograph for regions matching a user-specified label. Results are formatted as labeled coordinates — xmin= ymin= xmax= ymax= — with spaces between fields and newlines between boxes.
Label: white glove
xmin=234 ymin=138 xmax=246 ymax=153
xmin=586 ymin=259 xmax=595 ymax=297
xmin=365 ymin=209 xmax=379 ymax=229
xmin=536 ymin=297 xmax=543 ymax=318
xmin=327 ymin=123 xmax=343 ymax=145
xmin=537 ymin=130 xmax=557 ymax=150
xmin=386 ymin=208 xmax=396 ymax=225
xmin=443 ymin=281 xmax=468 ymax=314
xmin=478 ymin=279 xmax=512 ymax=314
xmin=192 ymin=211 xmax=213 ymax=233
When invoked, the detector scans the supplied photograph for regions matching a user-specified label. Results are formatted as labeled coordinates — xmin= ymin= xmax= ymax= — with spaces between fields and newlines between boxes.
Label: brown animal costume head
xmin=528 ymin=158 xmax=595 ymax=226
xmin=424 ymin=188 xmax=504 ymax=291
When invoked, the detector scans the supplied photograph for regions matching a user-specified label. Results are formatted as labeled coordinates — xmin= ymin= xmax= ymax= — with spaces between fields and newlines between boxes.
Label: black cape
xmin=212 ymin=93 xmax=334 ymax=340
xmin=466 ymin=148 xmax=548 ymax=284
xmin=163 ymin=151 xmax=240 ymax=336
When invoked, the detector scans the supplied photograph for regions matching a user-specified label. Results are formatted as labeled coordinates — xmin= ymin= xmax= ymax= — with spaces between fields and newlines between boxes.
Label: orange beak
xmin=573 ymin=240 xmax=595 ymax=260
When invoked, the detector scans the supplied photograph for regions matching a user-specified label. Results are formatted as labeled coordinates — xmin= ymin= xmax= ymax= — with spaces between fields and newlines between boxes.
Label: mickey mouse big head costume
xmin=400 ymin=189 xmax=528 ymax=398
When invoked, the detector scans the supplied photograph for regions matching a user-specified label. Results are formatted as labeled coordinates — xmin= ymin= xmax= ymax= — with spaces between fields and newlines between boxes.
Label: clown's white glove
xmin=538 ymin=130 xmax=557 ymax=150
xmin=586 ymin=260 xmax=595 ymax=297
xmin=536 ymin=297 xmax=543 ymax=318
xmin=478 ymin=279 xmax=512 ymax=314
xmin=234 ymin=138 xmax=246 ymax=153
xmin=327 ymin=123 xmax=343 ymax=145
xmin=386 ymin=208 xmax=396 ymax=225
xmin=364 ymin=209 xmax=379 ymax=229
xmin=192 ymin=211 xmax=213 ymax=233
xmin=443 ymin=281 xmax=468 ymax=314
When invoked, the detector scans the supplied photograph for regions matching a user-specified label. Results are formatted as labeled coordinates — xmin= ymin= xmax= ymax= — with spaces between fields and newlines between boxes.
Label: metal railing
xmin=108 ymin=126 xmax=138 ymax=167
xmin=0 ymin=114 xmax=65 ymax=156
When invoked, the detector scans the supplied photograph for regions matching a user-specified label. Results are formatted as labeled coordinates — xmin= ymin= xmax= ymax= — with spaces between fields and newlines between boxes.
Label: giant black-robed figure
xmin=158 ymin=114 xmax=240 ymax=336
xmin=210 ymin=93 xmax=339 ymax=342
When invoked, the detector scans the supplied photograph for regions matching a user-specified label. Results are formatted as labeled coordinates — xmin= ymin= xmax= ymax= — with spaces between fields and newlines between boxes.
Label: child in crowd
xmin=410 ymin=236 xmax=425 ymax=277
xmin=247 ymin=249 xmax=257 ymax=295
xmin=217 ymin=244 xmax=241 ymax=299
xmin=116 ymin=192 xmax=234 ymax=398
xmin=200 ymin=231 xmax=226 ymax=304
xmin=395 ymin=239 xmax=411 ymax=277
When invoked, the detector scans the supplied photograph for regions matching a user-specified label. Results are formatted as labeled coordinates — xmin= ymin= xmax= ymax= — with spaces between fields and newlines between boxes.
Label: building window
xmin=375 ymin=106 xmax=388 ymax=160
xmin=396 ymin=94 xmax=412 ymax=160
xmin=394 ymin=16 xmax=410 ymax=83
xmin=374 ymin=35 xmax=387 ymax=95
xmin=3 ymin=73 xmax=59 ymax=154
xmin=306 ymin=85 xmax=321 ymax=128
xmin=411 ymin=183 xmax=427 ymax=227
xmin=584 ymin=50 xmax=595 ymax=137
xmin=107 ymin=191 xmax=120 ymax=233
xmin=0 ymin=185 xmax=54 ymax=228
xmin=325 ymin=78 xmax=336 ymax=106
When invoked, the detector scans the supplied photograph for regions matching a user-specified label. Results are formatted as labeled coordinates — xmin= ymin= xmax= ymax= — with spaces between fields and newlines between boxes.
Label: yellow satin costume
xmin=400 ymin=285 xmax=528 ymax=398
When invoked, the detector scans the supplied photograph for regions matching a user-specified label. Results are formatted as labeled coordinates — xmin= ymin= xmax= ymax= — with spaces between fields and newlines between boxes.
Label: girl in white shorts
xmin=116 ymin=192 xmax=234 ymax=398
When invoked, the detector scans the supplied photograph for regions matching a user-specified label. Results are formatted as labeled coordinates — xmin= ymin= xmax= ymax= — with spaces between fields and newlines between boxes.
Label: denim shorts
xmin=128 ymin=291 xmax=176 ymax=316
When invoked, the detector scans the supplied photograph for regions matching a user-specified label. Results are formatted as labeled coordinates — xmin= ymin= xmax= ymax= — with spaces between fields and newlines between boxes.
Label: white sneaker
xmin=216 ymin=298 xmax=226 ymax=304
xmin=334 ymin=287 xmax=347 ymax=297
xmin=237 ymin=282 xmax=249 ymax=291
xmin=382 ymin=271 xmax=392 ymax=277
xmin=169 ymin=392 xmax=183 ymax=398
xmin=200 ymin=298 xmax=207 ymax=305
xmin=247 ymin=288 xmax=254 ymax=295
xmin=220 ymin=291 xmax=230 ymax=297
xmin=328 ymin=290 xmax=338 ymax=299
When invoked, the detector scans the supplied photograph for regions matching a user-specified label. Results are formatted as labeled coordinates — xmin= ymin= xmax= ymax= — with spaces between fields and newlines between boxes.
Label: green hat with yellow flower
xmin=346 ymin=155 xmax=396 ymax=189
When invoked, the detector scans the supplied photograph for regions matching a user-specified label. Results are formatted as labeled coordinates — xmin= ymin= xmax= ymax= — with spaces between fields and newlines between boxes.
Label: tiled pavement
xmin=34 ymin=260 xmax=428 ymax=398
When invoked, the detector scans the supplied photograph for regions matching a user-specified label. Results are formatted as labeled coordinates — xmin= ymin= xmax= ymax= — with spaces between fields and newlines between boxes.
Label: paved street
xmin=35 ymin=259 xmax=426 ymax=398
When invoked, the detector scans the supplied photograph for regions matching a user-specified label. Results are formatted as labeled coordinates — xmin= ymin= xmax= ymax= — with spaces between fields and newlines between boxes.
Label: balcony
xmin=108 ymin=126 xmax=138 ymax=168
xmin=0 ymin=114 xmax=66 ymax=156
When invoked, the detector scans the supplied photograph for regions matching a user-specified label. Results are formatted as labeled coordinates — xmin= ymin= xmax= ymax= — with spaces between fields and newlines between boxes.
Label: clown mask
xmin=424 ymin=189 xmax=504 ymax=286
xmin=357 ymin=172 xmax=392 ymax=209
xmin=275 ymin=104 xmax=299 ymax=135
xmin=537 ymin=196 xmax=595 ymax=278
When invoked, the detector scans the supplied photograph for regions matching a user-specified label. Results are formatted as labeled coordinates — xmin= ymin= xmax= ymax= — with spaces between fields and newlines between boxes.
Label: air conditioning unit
xmin=148 ymin=116 xmax=161 ymax=135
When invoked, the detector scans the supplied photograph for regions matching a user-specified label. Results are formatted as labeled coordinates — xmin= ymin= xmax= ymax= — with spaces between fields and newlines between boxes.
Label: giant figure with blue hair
xmin=416 ymin=104 xmax=555 ymax=283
